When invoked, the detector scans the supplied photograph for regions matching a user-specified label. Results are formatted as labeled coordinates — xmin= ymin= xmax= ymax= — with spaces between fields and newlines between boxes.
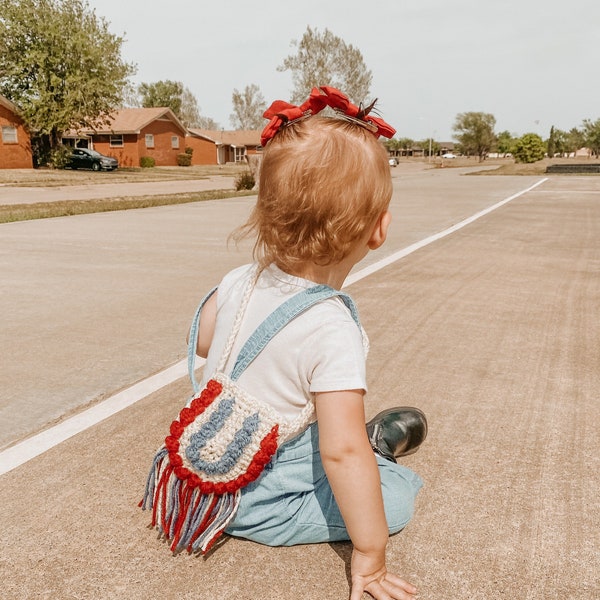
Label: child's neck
xmin=290 ymin=265 xmax=347 ymax=289
xmin=284 ymin=254 xmax=362 ymax=290
xmin=279 ymin=232 xmax=371 ymax=289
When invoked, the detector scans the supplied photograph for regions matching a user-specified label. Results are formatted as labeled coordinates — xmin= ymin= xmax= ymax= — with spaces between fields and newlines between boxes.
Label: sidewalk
xmin=0 ymin=176 xmax=236 ymax=205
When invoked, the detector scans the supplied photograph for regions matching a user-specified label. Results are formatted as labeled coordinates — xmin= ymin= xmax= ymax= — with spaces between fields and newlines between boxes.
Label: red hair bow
xmin=260 ymin=86 xmax=395 ymax=146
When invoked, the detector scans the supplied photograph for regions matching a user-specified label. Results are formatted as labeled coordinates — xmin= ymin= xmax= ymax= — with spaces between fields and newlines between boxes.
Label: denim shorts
xmin=225 ymin=423 xmax=424 ymax=546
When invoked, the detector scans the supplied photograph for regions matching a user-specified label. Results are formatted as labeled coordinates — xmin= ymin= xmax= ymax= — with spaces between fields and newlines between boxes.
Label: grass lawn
xmin=436 ymin=156 xmax=600 ymax=176
xmin=0 ymin=164 xmax=248 ymax=187
xmin=0 ymin=189 xmax=257 ymax=224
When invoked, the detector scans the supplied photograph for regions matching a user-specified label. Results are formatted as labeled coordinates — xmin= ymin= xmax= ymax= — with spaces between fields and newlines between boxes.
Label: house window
xmin=145 ymin=134 xmax=154 ymax=148
xmin=234 ymin=146 xmax=246 ymax=162
xmin=1 ymin=126 xmax=18 ymax=144
xmin=110 ymin=135 xmax=123 ymax=148
xmin=171 ymin=136 xmax=179 ymax=149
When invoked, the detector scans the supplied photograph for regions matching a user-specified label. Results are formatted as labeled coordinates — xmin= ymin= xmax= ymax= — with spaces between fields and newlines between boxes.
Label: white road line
xmin=0 ymin=361 xmax=193 ymax=475
xmin=346 ymin=177 xmax=548 ymax=285
xmin=0 ymin=177 xmax=548 ymax=476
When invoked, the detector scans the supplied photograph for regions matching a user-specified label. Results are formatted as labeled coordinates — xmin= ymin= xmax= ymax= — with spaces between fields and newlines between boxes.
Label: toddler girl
xmin=197 ymin=88 xmax=426 ymax=600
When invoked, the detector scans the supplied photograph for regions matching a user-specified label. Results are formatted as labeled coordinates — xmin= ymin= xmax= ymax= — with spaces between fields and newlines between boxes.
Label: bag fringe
xmin=139 ymin=447 xmax=240 ymax=554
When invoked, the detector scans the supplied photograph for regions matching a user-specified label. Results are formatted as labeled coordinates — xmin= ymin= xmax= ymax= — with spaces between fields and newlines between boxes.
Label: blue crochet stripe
xmin=185 ymin=396 xmax=260 ymax=476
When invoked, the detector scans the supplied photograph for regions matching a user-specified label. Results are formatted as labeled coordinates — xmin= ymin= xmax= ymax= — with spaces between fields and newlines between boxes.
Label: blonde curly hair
xmin=234 ymin=116 xmax=392 ymax=273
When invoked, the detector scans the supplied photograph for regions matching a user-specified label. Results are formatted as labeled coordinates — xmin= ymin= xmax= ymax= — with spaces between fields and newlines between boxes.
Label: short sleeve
xmin=303 ymin=302 xmax=368 ymax=394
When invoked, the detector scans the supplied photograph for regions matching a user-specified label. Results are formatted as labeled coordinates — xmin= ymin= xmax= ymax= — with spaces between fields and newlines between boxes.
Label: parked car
xmin=442 ymin=153 xmax=456 ymax=159
xmin=388 ymin=157 xmax=398 ymax=167
xmin=66 ymin=148 xmax=118 ymax=171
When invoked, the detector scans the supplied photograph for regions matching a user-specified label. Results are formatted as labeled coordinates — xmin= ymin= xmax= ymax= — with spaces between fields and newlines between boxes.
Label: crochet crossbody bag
xmin=140 ymin=266 xmax=363 ymax=554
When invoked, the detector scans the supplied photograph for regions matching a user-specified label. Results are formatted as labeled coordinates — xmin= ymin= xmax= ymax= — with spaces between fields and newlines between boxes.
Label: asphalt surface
xmin=1 ymin=168 xmax=598 ymax=599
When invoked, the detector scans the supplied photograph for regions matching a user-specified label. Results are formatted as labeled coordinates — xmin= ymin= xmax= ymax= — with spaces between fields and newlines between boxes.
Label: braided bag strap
xmin=188 ymin=265 xmax=366 ymax=400
xmin=188 ymin=265 xmax=260 ymax=394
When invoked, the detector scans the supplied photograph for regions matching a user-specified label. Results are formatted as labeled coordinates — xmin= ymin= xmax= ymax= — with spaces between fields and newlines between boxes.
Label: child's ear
xmin=367 ymin=210 xmax=392 ymax=250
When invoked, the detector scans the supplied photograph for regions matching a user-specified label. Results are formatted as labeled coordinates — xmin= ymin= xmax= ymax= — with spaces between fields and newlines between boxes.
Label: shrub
xmin=50 ymin=145 xmax=72 ymax=169
xmin=184 ymin=146 xmax=193 ymax=156
xmin=140 ymin=156 xmax=155 ymax=168
xmin=176 ymin=152 xmax=192 ymax=167
xmin=235 ymin=170 xmax=256 ymax=190
xmin=513 ymin=133 xmax=546 ymax=164
xmin=31 ymin=136 xmax=51 ymax=167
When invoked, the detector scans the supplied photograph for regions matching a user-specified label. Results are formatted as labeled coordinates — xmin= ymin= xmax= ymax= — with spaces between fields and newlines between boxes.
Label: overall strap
xmin=187 ymin=285 xmax=218 ymax=394
xmin=229 ymin=284 xmax=360 ymax=381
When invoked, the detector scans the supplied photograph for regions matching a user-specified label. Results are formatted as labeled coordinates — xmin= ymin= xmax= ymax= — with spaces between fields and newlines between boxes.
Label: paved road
xmin=1 ymin=170 xmax=598 ymax=599
xmin=0 ymin=167 xmax=541 ymax=449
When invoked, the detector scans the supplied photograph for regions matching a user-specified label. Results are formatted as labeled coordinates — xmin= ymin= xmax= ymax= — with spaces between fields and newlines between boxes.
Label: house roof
xmin=188 ymin=129 xmax=261 ymax=147
xmin=0 ymin=94 xmax=20 ymax=114
xmin=186 ymin=129 xmax=218 ymax=143
xmin=78 ymin=107 xmax=188 ymax=136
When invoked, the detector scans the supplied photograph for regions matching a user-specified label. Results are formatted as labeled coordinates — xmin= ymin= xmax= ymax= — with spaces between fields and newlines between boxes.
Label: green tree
xmin=136 ymin=81 xmax=211 ymax=128
xmin=138 ymin=80 xmax=183 ymax=115
xmin=230 ymin=84 xmax=266 ymax=130
xmin=397 ymin=137 xmax=415 ymax=155
xmin=565 ymin=127 xmax=584 ymax=156
xmin=453 ymin=112 xmax=496 ymax=162
xmin=421 ymin=138 xmax=440 ymax=158
xmin=582 ymin=118 xmax=600 ymax=157
xmin=551 ymin=129 xmax=568 ymax=156
xmin=277 ymin=26 xmax=372 ymax=105
xmin=384 ymin=137 xmax=414 ymax=155
xmin=546 ymin=126 xmax=557 ymax=158
xmin=383 ymin=138 xmax=400 ymax=152
xmin=495 ymin=130 xmax=515 ymax=156
xmin=0 ymin=0 xmax=135 ymax=153
xmin=512 ymin=133 xmax=546 ymax=163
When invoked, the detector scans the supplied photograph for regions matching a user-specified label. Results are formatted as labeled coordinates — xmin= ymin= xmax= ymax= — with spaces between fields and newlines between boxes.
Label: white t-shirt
xmin=199 ymin=264 xmax=368 ymax=440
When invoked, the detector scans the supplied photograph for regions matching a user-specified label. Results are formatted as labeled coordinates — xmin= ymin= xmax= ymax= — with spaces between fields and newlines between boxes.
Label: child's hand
xmin=350 ymin=548 xmax=418 ymax=600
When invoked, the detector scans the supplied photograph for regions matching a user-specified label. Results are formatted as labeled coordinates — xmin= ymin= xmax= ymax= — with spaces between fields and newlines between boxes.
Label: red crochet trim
xmin=165 ymin=379 xmax=279 ymax=494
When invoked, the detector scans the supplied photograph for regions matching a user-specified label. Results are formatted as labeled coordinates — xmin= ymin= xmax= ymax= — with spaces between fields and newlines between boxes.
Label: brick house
xmin=65 ymin=107 xmax=188 ymax=167
xmin=0 ymin=95 xmax=33 ymax=169
xmin=185 ymin=130 xmax=220 ymax=165
xmin=186 ymin=129 xmax=261 ymax=165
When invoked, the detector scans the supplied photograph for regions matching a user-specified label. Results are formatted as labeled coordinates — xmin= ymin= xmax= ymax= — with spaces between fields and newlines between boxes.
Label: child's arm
xmin=194 ymin=291 xmax=218 ymax=358
xmin=315 ymin=390 xmax=418 ymax=600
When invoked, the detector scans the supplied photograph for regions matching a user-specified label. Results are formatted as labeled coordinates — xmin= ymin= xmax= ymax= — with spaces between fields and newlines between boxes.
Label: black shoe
xmin=366 ymin=407 xmax=428 ymax=462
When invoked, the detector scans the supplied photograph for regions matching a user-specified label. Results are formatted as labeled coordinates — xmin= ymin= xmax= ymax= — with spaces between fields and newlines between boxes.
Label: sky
xmin=87 ymin=0 xmax=600 ymax=142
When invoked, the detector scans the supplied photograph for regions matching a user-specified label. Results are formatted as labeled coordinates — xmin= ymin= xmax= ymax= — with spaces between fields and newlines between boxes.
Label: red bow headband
xmin=261 ymin=86 xmax=396 ymax=146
